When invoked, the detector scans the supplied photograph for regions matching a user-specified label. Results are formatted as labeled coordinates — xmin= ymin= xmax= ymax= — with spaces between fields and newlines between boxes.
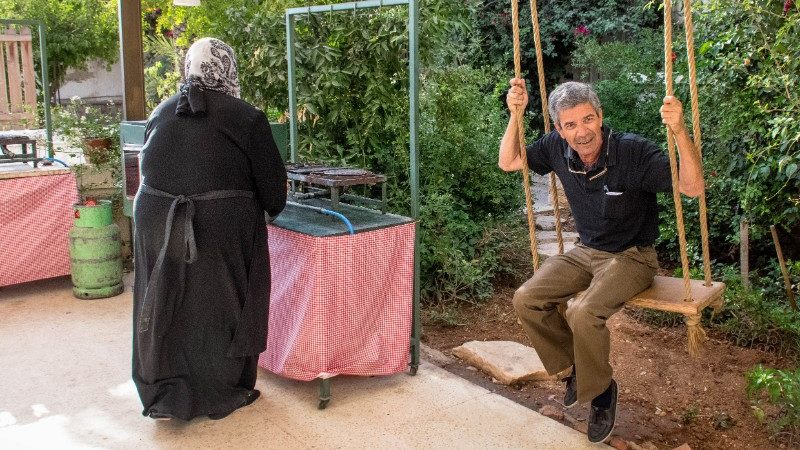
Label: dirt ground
xmin=422 ymin=286 xmax=794 ymax=450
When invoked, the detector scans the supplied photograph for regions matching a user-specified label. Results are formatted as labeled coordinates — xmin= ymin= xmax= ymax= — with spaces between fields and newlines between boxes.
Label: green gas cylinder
xmin=69 ymin=200 xmax=123 ymax=299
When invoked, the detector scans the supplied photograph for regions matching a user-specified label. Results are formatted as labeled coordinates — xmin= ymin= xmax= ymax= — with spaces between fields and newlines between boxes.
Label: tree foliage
xmin=204 ymin=0 xmax=514 ymax=302
xmin=0 ymin=0 xmax=118 ymax=96
xmin=36 ymin=0 xmax=792 ymax=305
xmin=418 ymin=66 xmax=523 ymax=302
xmin=466 ymin=0 xmax=662 ymax=133
xmin=692 ymin=0 xmax=800 ymax=261
xmin=571 ymin=30 xmax=664 ymax=142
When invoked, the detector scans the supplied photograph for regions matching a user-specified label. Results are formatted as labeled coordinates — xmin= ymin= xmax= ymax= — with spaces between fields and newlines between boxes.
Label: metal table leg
xmin=30 ymin=142 xmax=38 ymax=167
xmin=318 ymin=377 xmax=331 ymax=409
xmin=330 ymin=187 xmax=340 ymax=211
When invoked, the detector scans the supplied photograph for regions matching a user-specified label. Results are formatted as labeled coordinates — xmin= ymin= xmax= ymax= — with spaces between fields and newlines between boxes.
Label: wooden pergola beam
xmin=118 ymin=0 xmax=145 ymax=121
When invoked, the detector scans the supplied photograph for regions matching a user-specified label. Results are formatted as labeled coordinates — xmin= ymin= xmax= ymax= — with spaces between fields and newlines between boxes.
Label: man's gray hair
xmin=547 ymin=81 xmax=602 ymax=126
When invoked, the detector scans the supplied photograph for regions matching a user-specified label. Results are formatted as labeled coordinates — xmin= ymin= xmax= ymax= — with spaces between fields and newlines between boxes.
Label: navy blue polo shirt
xmin=526 ymin=126 xmax=673 ymax=253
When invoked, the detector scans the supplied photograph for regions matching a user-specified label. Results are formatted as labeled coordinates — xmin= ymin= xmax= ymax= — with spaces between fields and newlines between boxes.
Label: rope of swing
xmin=528 ymin=0 xmax=565 ymax=255
xmin=681 ymin=0 xmax=713 ymax=287
xmin=663 ymin=0 xmax=694 ymax=302
xmin=510 ymin=0 xmax=540 ymax=271
xmin=667 ymin=0 xmax=716 ymax=301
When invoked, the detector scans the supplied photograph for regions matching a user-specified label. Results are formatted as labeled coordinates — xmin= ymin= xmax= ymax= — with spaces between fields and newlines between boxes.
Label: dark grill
xmin=286 ymin=163 xmax=387 ymax=212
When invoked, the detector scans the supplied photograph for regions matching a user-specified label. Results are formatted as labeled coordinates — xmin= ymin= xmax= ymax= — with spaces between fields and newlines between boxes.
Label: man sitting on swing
xmin=498 ymin=79 xmax=703 ymax=443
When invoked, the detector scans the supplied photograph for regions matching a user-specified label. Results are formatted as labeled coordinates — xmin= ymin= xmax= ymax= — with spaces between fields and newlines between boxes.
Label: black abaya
xmin=132 ymin=89 xmax=286 ymax=420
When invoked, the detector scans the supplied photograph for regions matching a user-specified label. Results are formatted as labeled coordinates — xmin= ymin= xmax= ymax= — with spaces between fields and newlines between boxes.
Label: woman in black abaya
xmin=132 ymin=38 xmax=286 ymax=421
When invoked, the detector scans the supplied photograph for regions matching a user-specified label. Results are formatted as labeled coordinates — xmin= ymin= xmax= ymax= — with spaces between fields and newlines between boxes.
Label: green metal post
xmin=318 ymin=378 xmax=331 ymax=409
xmin=408 ymin=0 xmax=421 ymax=374
xmin=38 ymin=22 xmax=52 ymax=157
xmin=286 ymin=13 xmax=298 ymax=163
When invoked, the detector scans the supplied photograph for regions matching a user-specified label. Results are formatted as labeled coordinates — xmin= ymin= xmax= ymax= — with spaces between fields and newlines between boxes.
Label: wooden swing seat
xmin=627 ymin=276 xmax=725 ymax=315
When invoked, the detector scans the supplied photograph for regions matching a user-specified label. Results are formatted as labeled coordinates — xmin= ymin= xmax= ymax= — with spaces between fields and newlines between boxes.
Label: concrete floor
xmin=0 ymin=274 xmax=597 ymax=449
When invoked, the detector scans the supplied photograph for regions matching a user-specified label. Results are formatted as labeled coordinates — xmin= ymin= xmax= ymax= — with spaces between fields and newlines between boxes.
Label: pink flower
xmin=785 ymin=0 xmax=794 ymax=14
xmin=574 ymin=25 xmax=590 ymax=37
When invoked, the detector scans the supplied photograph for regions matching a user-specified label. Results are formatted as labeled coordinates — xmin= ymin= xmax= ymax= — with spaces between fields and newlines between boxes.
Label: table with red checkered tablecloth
xmin=258 ymin=203 xmax=415 ymax=382
xmin=0 ymin=168 xmax=78 ymax=287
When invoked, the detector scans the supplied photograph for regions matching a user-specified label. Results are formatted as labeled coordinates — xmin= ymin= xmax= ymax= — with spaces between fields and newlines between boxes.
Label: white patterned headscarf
xmin=184 ymin=38 xmax=240 ymax=98
xmin=176 ymin=38 xmax=241 ymax=117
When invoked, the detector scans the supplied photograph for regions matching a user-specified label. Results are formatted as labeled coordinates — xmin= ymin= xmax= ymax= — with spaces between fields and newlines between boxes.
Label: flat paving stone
xmin=538 ymin=241 xmax=577 ymax=259
xmin=452 ymin=340 xmax=555 ymax=385
xmin=535 ymin=214 xmax=568 ymax=231
xmin=537 ymin=230 xmax=579 ymax=243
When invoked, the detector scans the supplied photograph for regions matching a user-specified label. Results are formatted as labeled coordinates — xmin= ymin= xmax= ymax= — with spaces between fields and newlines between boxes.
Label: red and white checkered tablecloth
xmin=0 ymin=172 xmax=78 ymax=287
xmin=259 ymin=223 xmax=415 ymax=381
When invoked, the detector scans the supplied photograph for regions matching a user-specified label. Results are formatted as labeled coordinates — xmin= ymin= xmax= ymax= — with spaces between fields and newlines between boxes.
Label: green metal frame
xmin=285 ymin=0 xmax=422 ymax=401
xmin=0 ymin=19 xmax=52 ymax=157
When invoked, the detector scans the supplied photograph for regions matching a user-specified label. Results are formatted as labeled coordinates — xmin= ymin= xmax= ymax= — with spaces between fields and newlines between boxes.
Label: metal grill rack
xmin=286 ymin=163 xmax=387 ymax=213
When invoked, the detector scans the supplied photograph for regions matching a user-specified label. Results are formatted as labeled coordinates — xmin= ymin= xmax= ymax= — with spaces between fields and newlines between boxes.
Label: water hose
xmin=287 ymin=201 xmax=355 ymax=235
xmin=41 ymin=157 xmax=69 ymax=167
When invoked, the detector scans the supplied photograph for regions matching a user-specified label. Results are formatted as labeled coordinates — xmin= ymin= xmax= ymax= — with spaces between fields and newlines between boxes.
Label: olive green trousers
xmin=512 ymin=243 xmax=658 ymax=403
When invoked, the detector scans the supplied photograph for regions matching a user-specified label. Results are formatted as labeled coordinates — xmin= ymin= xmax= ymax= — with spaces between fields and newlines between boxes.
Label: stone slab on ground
xmin=535 ymin=214 xmax=569 ymax=231
xmin=536 ymin=230 xmax=579 ymax=259
xmin=420 ymin=342 xmax=455 ymax=366
xmin=538 ymin=241 xmax=577 ymax=259
xmin=532 ymin=173 xmax=569 ymax=214
xmin=451 ymin=340 xmax=555 ymax=385
xmin=537 ymin=230 xmax=579 ymax=243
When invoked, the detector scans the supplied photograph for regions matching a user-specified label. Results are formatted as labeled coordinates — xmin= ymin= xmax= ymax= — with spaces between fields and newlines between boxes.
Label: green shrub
xmin=571 ymin=30 xmax=664 ymax=142
xmin=418 ymin=66 xmax=525 ymax=304
xmin=424 ymin=303 xmax=463 ymax=327
xmin=746 ymin=365 xmax=800 ymax=438
xmin=711 ymin=267 xmax=800 ymax=358
xmin=692 ymin=0 xmax=800 ymax=259
xmin=680 ymin=404 xmax=700 ymax=425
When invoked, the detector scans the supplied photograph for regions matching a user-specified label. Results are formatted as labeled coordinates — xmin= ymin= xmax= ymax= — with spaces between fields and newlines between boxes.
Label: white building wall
xmin=58 ymin=58 xmax=124 ymax=104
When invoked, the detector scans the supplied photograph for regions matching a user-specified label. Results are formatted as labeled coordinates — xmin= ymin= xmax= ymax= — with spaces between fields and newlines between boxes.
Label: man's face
xmin=554 ymin=103 xmax=604 ymax=161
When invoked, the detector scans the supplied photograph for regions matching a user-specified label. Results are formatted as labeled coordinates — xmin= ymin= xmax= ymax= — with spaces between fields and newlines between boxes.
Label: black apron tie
xmin=136 ymin=184 xmax=254 ymax=337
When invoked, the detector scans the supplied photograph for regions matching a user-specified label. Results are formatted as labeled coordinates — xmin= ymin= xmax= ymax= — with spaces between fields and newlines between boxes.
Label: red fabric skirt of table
xmin=0 ymin=173 xmax=78 ymax=286
xmin=259 ymin=223 xmax=415 ymax=381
